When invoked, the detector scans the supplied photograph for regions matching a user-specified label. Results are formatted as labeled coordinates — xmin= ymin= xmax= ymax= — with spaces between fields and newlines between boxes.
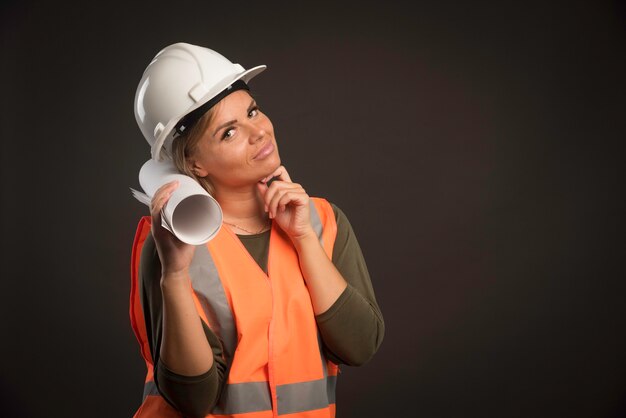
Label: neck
xmin=213 ymin=183 xmax=265 ymax=223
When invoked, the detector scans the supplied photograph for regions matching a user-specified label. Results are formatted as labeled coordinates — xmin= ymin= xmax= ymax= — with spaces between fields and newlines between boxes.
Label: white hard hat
xmin=134 ymin=42 xmax=266 ymax=161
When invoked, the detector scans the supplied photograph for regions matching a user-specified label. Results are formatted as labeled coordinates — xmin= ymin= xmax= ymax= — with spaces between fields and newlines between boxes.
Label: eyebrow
xmin=212 ymin=99 xmax=257 ymax=137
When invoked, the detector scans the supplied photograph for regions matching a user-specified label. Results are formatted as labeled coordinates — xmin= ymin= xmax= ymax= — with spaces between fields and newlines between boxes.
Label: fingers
xmin=259 ymin=166 xmax=297 ymax=217
xmin=260 ymin=165 xmax=291 ymax=184
xmin=150 ymin=181 xmax=179 ymax=225
xmin=264 ymin=182 xmax=308 ymax=219
xmin=257 ymin=167 xmax=312 ymax=236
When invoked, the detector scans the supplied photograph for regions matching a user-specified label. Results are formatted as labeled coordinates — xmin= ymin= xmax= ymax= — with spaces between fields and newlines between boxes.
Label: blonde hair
xmin=171 ymin=107 xmax=217 ymax=196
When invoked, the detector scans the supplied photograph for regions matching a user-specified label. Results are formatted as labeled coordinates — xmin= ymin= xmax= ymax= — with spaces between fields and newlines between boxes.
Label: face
xmin=189 ymin=90 xmax=280 ymax=190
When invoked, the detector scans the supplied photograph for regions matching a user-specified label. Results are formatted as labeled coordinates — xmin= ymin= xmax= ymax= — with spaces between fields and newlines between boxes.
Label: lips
xmin=253 ymin=141 xmax=275 ymax=160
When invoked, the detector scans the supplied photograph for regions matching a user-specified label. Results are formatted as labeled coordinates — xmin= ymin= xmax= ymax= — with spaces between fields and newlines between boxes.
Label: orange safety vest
xmin=130 ymin=197 xmax=340 ymax=418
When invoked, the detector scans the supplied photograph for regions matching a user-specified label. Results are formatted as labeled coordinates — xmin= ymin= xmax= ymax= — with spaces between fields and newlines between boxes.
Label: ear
xmin=187 ymin=157 xmax=210 ymax=178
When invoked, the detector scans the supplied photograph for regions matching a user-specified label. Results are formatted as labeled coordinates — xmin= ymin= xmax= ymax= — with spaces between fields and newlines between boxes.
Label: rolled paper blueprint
xmin=131 ymin=158 xmax=223 ymax=245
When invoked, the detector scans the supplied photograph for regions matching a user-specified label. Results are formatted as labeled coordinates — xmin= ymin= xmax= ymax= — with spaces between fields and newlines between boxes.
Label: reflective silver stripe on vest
xmin=318 ymin=336 xmax=338 ymax=407
xmin=327 ymin=375 xmax=337 ymax=404
xmin=143 ymin=380 xmax=159 ymax=399
xmin=142 ymin=377 xmax=336 ymax=413
xmin=318 ymin=332 xmax=338 ymax=405
xmin=277 ymin=377 xmax=334 ymax=415
xmin=309 ymin=200 xmax=324 ymax=247
xmin=189 ymin=244 xmax=238 ymax=360
xmin=214 ymin=377 xmax=336 ymax=415
xmin=212 ymin=381 xmax=272 ymax=415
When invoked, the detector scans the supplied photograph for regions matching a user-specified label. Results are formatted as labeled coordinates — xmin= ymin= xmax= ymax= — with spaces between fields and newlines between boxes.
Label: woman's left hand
xmin=257 ymin=166 xmax=315 ymax=242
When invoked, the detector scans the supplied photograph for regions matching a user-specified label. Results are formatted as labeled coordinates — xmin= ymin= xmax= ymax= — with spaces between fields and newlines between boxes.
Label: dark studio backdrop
xmin=1 ymin=0 xmax=625 ymax=417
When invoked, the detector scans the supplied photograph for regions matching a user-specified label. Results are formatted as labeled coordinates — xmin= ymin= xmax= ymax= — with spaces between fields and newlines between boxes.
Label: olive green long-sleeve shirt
xmin=139 ymin=203 xmax=384 ymax=417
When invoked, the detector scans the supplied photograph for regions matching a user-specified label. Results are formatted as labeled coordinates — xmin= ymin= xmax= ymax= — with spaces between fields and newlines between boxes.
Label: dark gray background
xmin=1 ymin=0 xmax=625 ymax=417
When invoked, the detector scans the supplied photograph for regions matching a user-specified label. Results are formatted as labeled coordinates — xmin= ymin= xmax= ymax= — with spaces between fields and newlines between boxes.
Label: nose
xmin=249 ymin=123 xmax=266 ymax=144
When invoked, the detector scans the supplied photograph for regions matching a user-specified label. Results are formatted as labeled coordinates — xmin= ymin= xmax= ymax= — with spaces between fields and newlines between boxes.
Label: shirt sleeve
xmin=315 ymin=203 xmax=385 ymax=366
xmin=139 ymin=233 xmax=227 ymax=418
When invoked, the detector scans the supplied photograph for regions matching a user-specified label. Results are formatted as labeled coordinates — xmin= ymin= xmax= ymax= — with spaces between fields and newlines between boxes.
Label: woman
xmin=130 ymin=42 xmax=384 ymax=418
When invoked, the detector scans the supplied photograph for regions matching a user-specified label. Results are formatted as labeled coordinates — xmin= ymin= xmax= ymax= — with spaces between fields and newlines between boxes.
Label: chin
xmin=260 ymin=157 xmax=281 ymax=179
xmin=266 ymin=151 xmax=281 ymax=169
xmin=272 ymin=154 xmax=281 ymax=169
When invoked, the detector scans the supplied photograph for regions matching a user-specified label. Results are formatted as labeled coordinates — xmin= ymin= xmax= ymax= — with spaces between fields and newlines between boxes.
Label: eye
xmin=248 ymin=106 xmax=260 ymax=118
xmin=221 ymin=128 xmax=235 ymax=140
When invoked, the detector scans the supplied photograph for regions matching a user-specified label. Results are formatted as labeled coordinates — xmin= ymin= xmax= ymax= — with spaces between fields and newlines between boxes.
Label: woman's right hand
xmin=150 ymin=180 xmax=196 ymax=278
